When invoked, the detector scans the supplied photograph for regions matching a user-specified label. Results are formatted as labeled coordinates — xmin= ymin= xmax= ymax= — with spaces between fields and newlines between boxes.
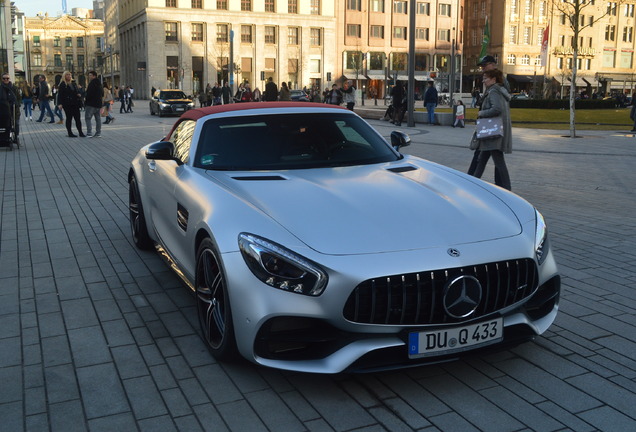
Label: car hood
xmin=161 ymin=98 xmax=191 ymax=103
xmin=209 ymin=161 xmax=522 ymax=255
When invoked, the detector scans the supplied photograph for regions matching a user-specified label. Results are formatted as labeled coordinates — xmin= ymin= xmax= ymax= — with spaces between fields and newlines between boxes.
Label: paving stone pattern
xmin=1 ymin=106 xmax=635 ymax=431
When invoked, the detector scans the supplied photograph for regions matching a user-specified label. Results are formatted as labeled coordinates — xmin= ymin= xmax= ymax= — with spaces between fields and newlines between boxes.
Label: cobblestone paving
xmin=1 ymin=106 xmax=635 ymax=431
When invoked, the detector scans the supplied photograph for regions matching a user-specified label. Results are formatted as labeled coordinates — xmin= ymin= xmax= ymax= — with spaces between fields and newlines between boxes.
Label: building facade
xmin=115 ymin=0 xmax=337 ymax=98
xmin=24 ymin=13 xmax=105 ymax=87
xmin=463 ymin=0 xmax=636 ymax=96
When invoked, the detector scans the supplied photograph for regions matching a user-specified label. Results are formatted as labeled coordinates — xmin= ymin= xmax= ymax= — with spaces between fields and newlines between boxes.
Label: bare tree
xmin=551 ymin=0 xmax=625 ymax=137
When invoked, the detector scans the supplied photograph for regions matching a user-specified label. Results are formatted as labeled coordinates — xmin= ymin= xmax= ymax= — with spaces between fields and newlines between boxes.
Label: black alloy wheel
xmin=128 ymin=176 xmax=153 ymax=250
xmin=195 ymin=238 xmax=238 ymax=361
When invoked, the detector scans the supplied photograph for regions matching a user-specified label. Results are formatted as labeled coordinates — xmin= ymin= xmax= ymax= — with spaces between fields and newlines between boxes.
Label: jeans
xmin=54 ymin=105 xmax=64 ymax=121
xmin=425 ymin=102 xmax=436 ymax=124
xmin=471 ymin=150 xmax=511 ymax=191
xmin=85 ymin=105 xmax=101 ymax=135
xmin=23 ymin=99 xmax=33 ymax=117
xmin=37 ymin=99 xmax=55 ymax=122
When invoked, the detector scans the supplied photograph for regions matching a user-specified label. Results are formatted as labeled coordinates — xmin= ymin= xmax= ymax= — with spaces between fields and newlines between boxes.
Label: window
xmin=537 ymin=27 xmax=544 ymax=45
xmin=241 ymin=25 xmax=252 ymax=43
xmin=584 ymin=58 xmax=591 ymax=70
xmin=289 ymin=0 xmax=298 ymax=13
xmin=415 ymin=28 xmax=429 ymax=40
xmin=310 ymin=59 xmax=321 ymax=73
xmin=217 ymin=24 xmax=229 ymax=42
xmin=265 ymin=0 xmax=275 ymax=11
xmin=370 ymin=25 xmax=384 ymax=38
xmin=607 ymin=2 xmax=617 ymax=15
xmin=603 ymin=50 xmax=615 ymax=67
xmin=165 ymin=22 xmax=178 ymax=41
xmin=172 ymin=120 xmax=196 ymax=164
xmin=509 ymin=26 xmax=517 ymax=44
xmin=524 ymin=0 xmax=532 ymax=15
xmin=369 ymin=52 xmax=384 ymax=69
xmin=621 ymin=51 xmax=632 ymax=68
xmin=557 ymin=57 xmax=563 ymax=69
xmin=371 ymin=0 xmax=384 ymax=12
xmin=391 ymin=52 xmax=407 ymax=70
xmin=511 ymin=0 xmax=517 ymax=14
xmin=288 ymin=27 xmax=299 ymax=44
xmin=394 ymin=1 xmax=407 ymax=13
xmin=192 ymin=23 xmax=204 ymax=41
xmin=559 ymin=13 xmax=566 ymax=25
xmin=394 ymin=26 xmax=407 ymax=40
xmin=534 ymin=55 xmax=541 ymax=66
xmin=346 ymin=51 xmax=363 ymax=70
xmin=78 ymin=55 xmax=85 ymax=69
xmin=523 ymin=27 xmax=531 ymax=44
xmin=96 ymin=37 xmax=102 ymax=50
xmin=33 ymin=35 xmax=40 ymax=47
xmin=606 ymin=24 xmax=616 ymax=41
xmin=241 ymin=0 xmax=251 ymax=11
xmin=347 ymin=24 xmax=361 ymax=37
xmin=507 ymin=54 xmax=516 ymax=65
xmin=265 ymin=26 xmax=276 ymax=44
xmin=54 ymin=36 xmax=61 ymax=47
xmin=415 ymin=53 xmax=427 ymax=70
xmin=623 ymin=26 xmax=633 ymax=42
xmin=439 ymin=3 xmax=451 ymax=16
xmin=77 ymin=37 xmax=84 ymax=48
xmin=417 ymin=2 xmax=429 ymax=14
xmin=166 ymin=0 xmax=176 ymax=7
xmin=520 ymin=54 xmax=530 ymax=65
xmin=310 ymin=28 xmax=322 ymax=45
xmin=192 ymin=0 xmax=202 ymax=7
xmin=539 ymin=1 xmax=546 ymax=16
xmin=34 ymin=53 xmax=42 ymax=66
xmin=625 ymin=4 xmax=635 ymax=17
xmin=65 ymin=37 xmax=72 ymax=47
xmin=437 ymin=28 xmax=450 ymax=41
xmin=347 ymin=0 xmax=361 ymax=10
xmin=217 ymin=0 xmax=228 ymax=9
xmin=310 ymin=0 xmax=320 ymax=14
xmin=66 ymin=54 xmax=73 ymax=69
xmin=54 ymin=54 xmax=62 ymax=67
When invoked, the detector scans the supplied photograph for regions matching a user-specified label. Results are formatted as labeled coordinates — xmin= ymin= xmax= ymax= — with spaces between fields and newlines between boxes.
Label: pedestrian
xmin=52 ymin=85 xmax=64 ymax=123
xmin=424 ymin=81 xmax=438 ymax=125
xmin=390 ymin=81 xmax=405 ymax=126
xmin=264 ymin=77 xmax=278 ymax=101
xmin=212 ymin=83 xmax=221 ymax=105
xmin=118 ymin=86 xmax=126 ymax=113
xmin=469 ymin=69 xmax=512 ymax=191
xmin=221 ymin=82 xmax=231 ymax=104
xmin=84 ymin=70 xmax=103 ymax=138
xmin=630 ymin=100 xmax=636 ymax=132
xmin=21 ymin=80 xmax=33 ymax=120
xmin=1 ymin=73 xmax=18 ymax=137
xmin=252 ymin=87 xmax=261 ymax=102
xmin=126 ymin=86 xmax=134 ymax=113
xmin=102 ymin=82 xmax=115 ymax=124
xmin=279 ymin=81 xmax=291 ymax=101
xmin=342 ymin=80 xmax=356 ymax=111
xmin=57 ymin=70 xmax=85 ymax=137
xmin=471 ymin=87 xmax=480 ymax=108
xmin=453 ymin=100 xmax=465 ymax=128
xmin=35 ymin=75 xmax=56 ymax=123
xmin=151 ymin=86 xmax=156 ymax=97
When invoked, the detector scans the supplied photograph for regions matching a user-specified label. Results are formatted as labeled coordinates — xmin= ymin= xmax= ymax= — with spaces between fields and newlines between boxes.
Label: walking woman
xmin=279 ymin=82 xmax=291 ymax=101
xmin=57 ymin=71 xmax=85 ymax=137
xmin=470 ymin=69 xmax=512 ymax=191
xmin=102 ymin=82 xmax=115 ymax=124
xmin=21 ymin=81 xmax=33 ymax=120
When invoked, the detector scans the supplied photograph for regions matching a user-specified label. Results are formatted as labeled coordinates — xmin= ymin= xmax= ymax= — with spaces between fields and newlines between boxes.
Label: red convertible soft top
xmin=166 ymin=102 xmax=347 ymax=140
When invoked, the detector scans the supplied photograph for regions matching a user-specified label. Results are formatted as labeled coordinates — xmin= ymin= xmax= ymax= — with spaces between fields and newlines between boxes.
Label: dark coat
xmin=477 ymin=84 xmax=512 ymax=154
xmin=424 ymin=85 xmax=438 ymax=105
xmin=85 ymin=78 xmax=104 ymax=108
xmin=264 ymin=81 xmax=278 ymax=101
xmin=58 ymin=81 xmax=81 ymax=108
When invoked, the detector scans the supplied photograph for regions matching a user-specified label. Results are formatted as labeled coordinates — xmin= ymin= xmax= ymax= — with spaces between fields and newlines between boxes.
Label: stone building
xmin=463 ymin=0 xmax=636 ymax=96
xmin=24 ymin=13 xmax=105 ymax=87
xmin=113 ymin=0 xmax=337 ymax=98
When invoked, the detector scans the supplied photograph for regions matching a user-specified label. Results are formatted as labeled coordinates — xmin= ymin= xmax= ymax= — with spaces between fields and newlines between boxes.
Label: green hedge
xmin=509 ymin=99 xmax=618 ymax=109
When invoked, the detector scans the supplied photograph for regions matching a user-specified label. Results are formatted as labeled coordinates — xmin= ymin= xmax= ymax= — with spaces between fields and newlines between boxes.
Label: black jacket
xmin=58 ymin=81 xmax=81 ymax=108
xmin=85 ymin=78 xmax=104 ymax=108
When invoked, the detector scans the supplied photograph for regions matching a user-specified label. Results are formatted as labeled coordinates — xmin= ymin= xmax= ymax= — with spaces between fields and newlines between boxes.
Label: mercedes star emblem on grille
xmin=443 ymin=275 xmax=483 ymax=318
xmin=447 ymin=248 xmax=461 ymax=257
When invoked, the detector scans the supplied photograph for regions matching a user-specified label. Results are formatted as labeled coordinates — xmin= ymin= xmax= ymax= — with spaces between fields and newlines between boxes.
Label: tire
xmin=195 ymin=238 xmax=238 ymax=362
xmin=158 ymin=111 xmax=164 ymax=118
xmin=128 ymin=176 xmax=154 ymax=250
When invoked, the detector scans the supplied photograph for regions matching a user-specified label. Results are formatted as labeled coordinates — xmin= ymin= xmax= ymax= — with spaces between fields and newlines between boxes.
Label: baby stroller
xmin=0 ymin=100 xmax=20 ymax=151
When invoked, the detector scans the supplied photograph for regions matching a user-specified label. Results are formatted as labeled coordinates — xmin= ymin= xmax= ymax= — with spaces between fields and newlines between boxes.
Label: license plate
xmin=408 ymin=318 xmax=503 ymax=358
xmin=176 ymin=108 xmax=185 ymax=111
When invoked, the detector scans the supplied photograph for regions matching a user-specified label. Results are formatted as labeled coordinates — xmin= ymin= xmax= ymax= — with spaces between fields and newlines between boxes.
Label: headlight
xmin=239 ymin=233 xmax=328 ymax=296
xmin=188 ymin=102 xmax=194 ymax=108
xmin=159 ymin=102 xmax=169 ymax=108
xmin=534 ymin=209 xmax=549 ymax=265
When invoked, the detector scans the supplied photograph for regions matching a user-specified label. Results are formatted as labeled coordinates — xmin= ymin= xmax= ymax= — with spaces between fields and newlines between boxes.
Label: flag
xmin=479 ymin=17 xmax=490 ymax=60
xmin=540 ymin=25 xmax=550 ymax=67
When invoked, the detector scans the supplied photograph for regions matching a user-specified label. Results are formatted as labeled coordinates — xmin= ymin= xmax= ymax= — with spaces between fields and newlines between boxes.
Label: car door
xmin=144 ymin=120 xmax=197 ymax=267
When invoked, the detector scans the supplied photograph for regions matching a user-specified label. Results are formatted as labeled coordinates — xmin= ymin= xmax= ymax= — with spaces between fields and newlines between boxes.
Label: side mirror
xmin=391 ymin=131 xmax=411 ymax=151
xmin=146 ymin=141 xmax=175 ymax=161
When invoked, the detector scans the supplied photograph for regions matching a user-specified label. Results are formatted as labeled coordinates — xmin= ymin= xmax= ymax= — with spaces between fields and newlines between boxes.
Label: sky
xmin=14 ymin=0 xmax=96 ymax=18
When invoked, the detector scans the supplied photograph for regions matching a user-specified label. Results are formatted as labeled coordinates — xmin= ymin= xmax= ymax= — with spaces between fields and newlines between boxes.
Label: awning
xmin=365 ymin=73 xmax=387 ymax=80
xmin=582 ymin=77 xmax=598 ymax=86
xmin=567 ymin=77 xmax=587 ymax=86
xmin=506 ymin=74 xmax=535 ymax=83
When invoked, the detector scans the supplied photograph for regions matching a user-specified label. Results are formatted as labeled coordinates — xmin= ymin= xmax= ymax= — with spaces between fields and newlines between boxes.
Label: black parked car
xmin=290 ymin=89 xmax=310 ymax=102
xmin=149 ymin=89 xmax=195 ymax=117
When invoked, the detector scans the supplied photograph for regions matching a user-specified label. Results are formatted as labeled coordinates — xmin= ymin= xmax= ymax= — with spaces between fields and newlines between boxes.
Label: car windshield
xmin=160 ymin=91 xmax=187 ymax=100
xmin=195 ymin=112 xmax=400 ymax=170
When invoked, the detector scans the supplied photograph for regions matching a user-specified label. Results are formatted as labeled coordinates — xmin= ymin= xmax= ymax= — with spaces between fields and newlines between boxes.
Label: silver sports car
xmin=129 ymin=102 xmax=560 ymax=373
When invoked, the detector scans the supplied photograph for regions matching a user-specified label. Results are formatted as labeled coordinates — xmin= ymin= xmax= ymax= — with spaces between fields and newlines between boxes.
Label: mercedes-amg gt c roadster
xmin=128 ymin=102 xmax=560 ymax=373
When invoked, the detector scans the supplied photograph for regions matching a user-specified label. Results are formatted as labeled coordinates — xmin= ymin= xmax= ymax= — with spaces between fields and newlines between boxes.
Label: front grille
xmin=343 ymin=259 xmax=538 ymax=325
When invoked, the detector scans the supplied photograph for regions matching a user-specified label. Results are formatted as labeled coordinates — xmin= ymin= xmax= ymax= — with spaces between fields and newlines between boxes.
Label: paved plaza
xmin=1 ymin=104 xmax=635 ymax=432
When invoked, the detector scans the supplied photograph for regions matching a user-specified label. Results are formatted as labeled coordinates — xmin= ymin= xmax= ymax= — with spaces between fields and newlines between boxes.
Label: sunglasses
xmin=2 ymin=77 xmax=9 ymax=80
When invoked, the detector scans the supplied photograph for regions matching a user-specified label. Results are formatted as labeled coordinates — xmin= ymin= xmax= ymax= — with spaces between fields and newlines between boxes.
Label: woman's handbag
xmin=475 ymin=116 xmax=504 ymax=139
xmin=469 ymin=131 xmax=480 ymax=150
